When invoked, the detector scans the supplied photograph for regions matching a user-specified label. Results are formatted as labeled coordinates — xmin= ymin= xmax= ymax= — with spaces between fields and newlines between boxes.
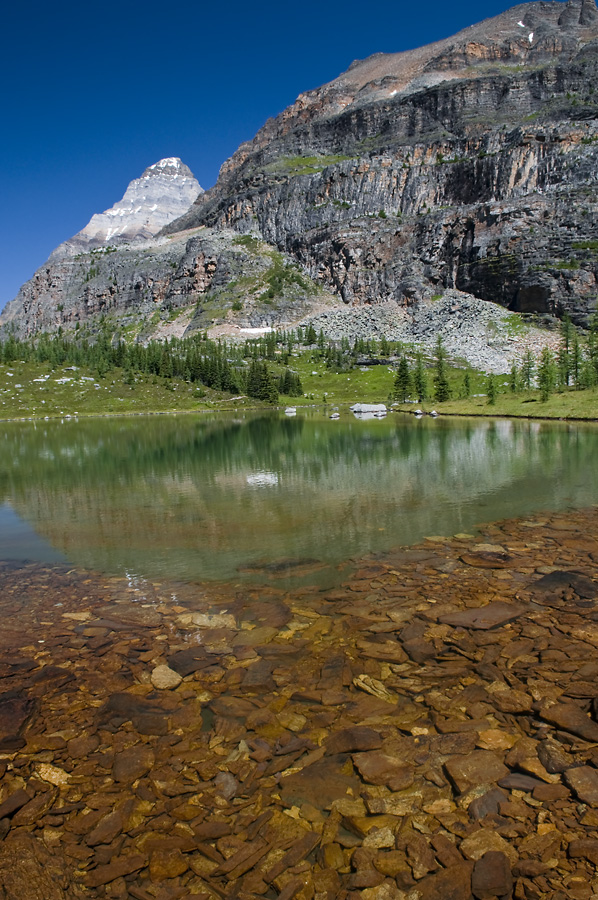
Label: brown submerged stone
xmin=112 ymin=746 xmax=155 ymax=783
xmin=82 ymin=853 xmax=146 ymax=887
xmin=352 ymin=752 xmax=415 ymax=791
xmin=0 ymin=834 xmax=72 ymax=899
xmin=325 ymin=726 xmax=383 ymax=754
xmin=0 ymin=691 xmax=36 ymax=746
xmin=472 ymin=851 xmax=513 ymax=899
xmin=564 ymin=766 xmax=598 ymax=806
xmin=2 ymin=506 xmax=598 ymax=898
xmin=413 ymin=862 xmax=474 ymax=900
xmin=444 ymin=751 xmax=509 ymax=794
xmin=0 ymin=789 xmax=31 ymax=820
xmin=279 ymin=755 xmax=361 ymax=810
xmin=529 ymin=570 xmax=598 ymax=603
xmin=540 ymin=703 xmax=598 ymax=742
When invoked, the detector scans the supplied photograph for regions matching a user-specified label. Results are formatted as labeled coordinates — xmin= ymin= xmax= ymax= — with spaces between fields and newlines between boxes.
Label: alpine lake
xmin=1 ymin=409 xmax=597 ymax=586
xmin=2 ymin=409 xmax=598 ymax=899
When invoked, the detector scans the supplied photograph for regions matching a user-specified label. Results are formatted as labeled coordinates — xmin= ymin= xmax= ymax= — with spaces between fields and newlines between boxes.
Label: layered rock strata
xmin=165 ymin=0 xmax=598 ymax=324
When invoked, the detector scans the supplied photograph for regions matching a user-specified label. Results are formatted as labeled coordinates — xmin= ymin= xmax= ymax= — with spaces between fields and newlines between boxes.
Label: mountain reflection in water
xmin=0 ymin=411 xmax=596 ymax=585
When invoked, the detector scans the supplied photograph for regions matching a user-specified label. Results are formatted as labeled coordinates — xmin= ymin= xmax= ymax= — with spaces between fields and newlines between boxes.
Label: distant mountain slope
xmin=52 ymin=157 xmax=202 ymax=257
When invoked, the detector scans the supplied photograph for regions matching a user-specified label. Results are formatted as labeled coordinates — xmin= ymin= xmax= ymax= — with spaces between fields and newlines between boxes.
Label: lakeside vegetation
xmin=0 ymin=314 xmax=597 ymax=420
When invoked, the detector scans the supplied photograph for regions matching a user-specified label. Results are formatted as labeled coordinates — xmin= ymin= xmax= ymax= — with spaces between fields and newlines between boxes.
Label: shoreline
xmin=0 ymin=400 xmax=597 ymax=426
xmin=1 ymin=506 xmax=598 ymax=897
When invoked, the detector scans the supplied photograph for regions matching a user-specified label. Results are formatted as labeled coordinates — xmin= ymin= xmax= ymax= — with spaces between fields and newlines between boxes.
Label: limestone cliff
xmin=165 ymin=0 xmax=598 ymax=326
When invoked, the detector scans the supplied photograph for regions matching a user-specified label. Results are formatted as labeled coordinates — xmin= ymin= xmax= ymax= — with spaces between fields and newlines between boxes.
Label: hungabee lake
xmin=0 ymin=409 xmax=597 ymax=587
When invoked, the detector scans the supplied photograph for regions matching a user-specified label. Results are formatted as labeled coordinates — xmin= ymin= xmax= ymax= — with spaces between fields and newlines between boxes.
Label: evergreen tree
xmin=520 ymin=349 xmax=535 ymax=390
xmin=571 ymin=333 xmax=583 ymax=387
xmin=538 ymin=347 xmax=557 ymax=401
xmin=280 ymin=368 xmax=302 ymax=396
xmin=508 ymin=363 xmax=520 ymax=393
xmin=259 ymin=363 xmax=279 ymax=403
xmin=3 ymin=334 xmax=18 ymax=364
xmin=265 ymin=332 xmax=277 ymax=360
xmin=393 ymin=356 xmax=411 ymax=402
xmin=304 ymin=324 xmax=317 ymax=345
xmin=461 ymin=368 xmax=472 ymax=399
xmin=433 ymin=336 xmax=450 ymax=403
xmin=413 ymin=353 xmax=428 ymax=402
xmin=588 ymin=311 xmax=598 ymax=380
xmin=558 ymin=314 xmax=573 ymax=387
xmin=487 ymin=373 xmax=497 ymax=405
xmin=579 ymin=355 xmax=598 ymax=389
xmin=247 ymin=360 xmax=262 ymax=398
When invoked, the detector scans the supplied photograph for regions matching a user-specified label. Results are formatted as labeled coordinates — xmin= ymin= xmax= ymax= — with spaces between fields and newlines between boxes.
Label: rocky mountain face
xmin=0 ymin=226 xmax=330 ymax=340
xmin=166 ymin=0 xmax=598 ymax=327
xmin=3 ymin=0 xmax=598 ymax=342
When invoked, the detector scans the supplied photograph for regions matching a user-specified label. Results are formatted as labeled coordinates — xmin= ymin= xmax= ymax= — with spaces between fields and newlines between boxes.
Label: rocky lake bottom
xmin=1 ymin=507 xmax=598 ymax=899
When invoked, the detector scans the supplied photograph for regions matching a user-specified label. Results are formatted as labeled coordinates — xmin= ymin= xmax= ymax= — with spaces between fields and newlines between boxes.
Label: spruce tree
xmin=304 ymin=324 xmax=317 ymax=345
xmin=413 ymin=353 xmax=428 ymax=402
xmin=571 ymin=333 xmax=582 ymax=387
xmin=393 ymin=356 xmax=411 ymax=402
xmin=281 ymin=368 xmax=299 ymax=395
xmin=433 ymin=337 xmax=450 ymax=403
xmin=509 ymin=363 xmax=520 ymax=393
xmin=265 ymin=332 xmax=276 ymax=360
xmin=520 ymin=349 xmax=535 ymax=390
xmin=588 ymin=311 xmax=598 ymax=381
xmin=247 ymin=360 xmax=261 ymax=398
xmin=538 ymin=348 xmax=557 ymax=401
xmin=259 ymin=363 xmax=279 ymax=403
xmin=558 ymin=314 xmax=573 ymax=387
xmin=487 ymin=373 xmax=497 ymax=405
xmin=579 ymin=356 xmax=598 ymax=389
xmin=461 ymin=369 xmax=472 ymax=399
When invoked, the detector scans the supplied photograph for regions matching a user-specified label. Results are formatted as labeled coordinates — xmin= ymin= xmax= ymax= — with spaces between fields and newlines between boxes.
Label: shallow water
xmin=0 ymin=409 xmax=597 ymax=586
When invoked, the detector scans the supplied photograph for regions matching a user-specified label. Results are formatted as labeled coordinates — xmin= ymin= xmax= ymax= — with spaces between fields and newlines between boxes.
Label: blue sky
xmin=1 ymin=0 xmax=519 ymax=310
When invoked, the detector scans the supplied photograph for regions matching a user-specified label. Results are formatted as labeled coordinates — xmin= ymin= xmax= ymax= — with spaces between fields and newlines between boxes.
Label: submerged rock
xmin=150 ymin=664 xmax=183 ymax=690
xmin=0 ymin=505 xmax=597 ymax=897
